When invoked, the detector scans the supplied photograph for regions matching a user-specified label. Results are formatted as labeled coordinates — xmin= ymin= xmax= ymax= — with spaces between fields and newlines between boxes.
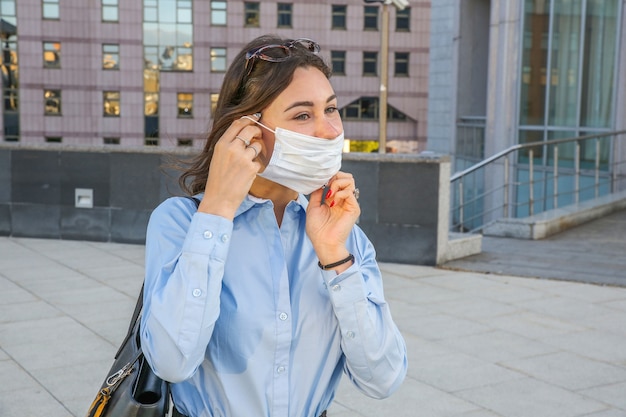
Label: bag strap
xmin=114 ymin=195 xmax=201 ymax=360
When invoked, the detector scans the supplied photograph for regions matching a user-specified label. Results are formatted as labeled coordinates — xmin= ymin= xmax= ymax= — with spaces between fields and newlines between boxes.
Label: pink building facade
xmin=1 ymin=0 xmax=430 ymax=152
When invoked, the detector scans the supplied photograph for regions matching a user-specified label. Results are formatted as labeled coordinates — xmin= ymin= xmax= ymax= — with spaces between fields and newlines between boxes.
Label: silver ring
xmin=247 ymin=145 xmax=259 ymax=159
xmin=235 ymin=135 xmax=250 ymax=146
xmin=353 ymin=188 xmax=360 ymax=200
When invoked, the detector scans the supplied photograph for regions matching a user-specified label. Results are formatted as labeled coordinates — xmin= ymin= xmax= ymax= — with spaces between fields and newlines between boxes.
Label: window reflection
xmin=244 ymin=2 xmax=260 ymax=27
xmin=44 ymin=89 xmax=62 ymax=115
xmin=102 ymin=0 xmax=119 ymax=22
xmin=177 ymin=92 xmax=193 ymax=117
xmin=102 ymin=44 xmax=120 ymax=69
xmin=211 ymin=1 xmax=227 ymax=25
xmin=43 ymin=42 xmax=61 ymax=68
xmin=103 ymin=91 xmax=120 ymax=116
xmin=210 ymin=47 xmax=226 ymax=72
xmin=43 ymin=0 xmax=59 ymax=19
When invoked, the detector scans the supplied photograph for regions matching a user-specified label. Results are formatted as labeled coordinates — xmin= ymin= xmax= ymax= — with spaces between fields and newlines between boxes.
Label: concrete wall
xmin=0 ymin=146 xmax=450 ymax=265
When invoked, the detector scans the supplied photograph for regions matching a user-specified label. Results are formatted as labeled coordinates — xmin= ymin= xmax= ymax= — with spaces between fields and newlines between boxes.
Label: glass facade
xmin=517 ymin=0 xmax=620 ymax=214
xmin=1 ymin=0 xmax=19 ymax=141
xmin=143 ymin=0 xmax=194 ymax=143
xmin=519 ymin=0 xmax=619 ymax=134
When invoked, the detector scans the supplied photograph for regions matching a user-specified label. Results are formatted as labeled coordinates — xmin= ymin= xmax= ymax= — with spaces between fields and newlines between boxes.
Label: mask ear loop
xmin=241 ymin=115 xmax=275 ymax=134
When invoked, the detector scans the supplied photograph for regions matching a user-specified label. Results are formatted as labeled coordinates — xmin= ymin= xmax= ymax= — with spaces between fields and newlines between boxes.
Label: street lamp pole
xmin=366 ymin=0 xmax=408 ymax=152
xmin=379 ymin=2 xmax=389 ymax=154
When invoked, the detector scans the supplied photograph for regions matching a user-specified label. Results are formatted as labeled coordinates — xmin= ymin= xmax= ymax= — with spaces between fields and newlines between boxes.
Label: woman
xmin=141 ymin=35 xmax=407 ymax=417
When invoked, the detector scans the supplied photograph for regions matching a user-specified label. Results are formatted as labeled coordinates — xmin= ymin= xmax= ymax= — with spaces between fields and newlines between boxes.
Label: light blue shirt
xmin=141 ymin=194 xmax=407 ymax=417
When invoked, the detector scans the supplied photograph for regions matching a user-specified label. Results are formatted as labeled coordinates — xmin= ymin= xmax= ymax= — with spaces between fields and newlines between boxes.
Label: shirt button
xmin=192 ymin=288 xmax=202 ymax=297
xmin=277 ymin=366 xmax=286 ymax=374
xmin=220 ymin=233 xmax=229 ymax=243
xmin=332 ymin=284 xmax=341 ymax=292
xmin=279 ymin=312 xmax=288 ymax=321
xmin=203 ymin=230 xmax=213 ymax=239
xmin=346 ymin=331 xmax=355 ymax=339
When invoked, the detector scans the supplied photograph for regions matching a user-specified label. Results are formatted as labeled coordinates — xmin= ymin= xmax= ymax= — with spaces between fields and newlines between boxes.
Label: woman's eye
xmin=294 ymin=113 xmax=309 ymax=120
xmin=326 ymin=106 xmax=338 ymax=114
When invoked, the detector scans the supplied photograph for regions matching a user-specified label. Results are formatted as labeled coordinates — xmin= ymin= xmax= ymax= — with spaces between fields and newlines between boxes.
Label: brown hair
xmin=179 ymin=35 xmax=332 ymax=195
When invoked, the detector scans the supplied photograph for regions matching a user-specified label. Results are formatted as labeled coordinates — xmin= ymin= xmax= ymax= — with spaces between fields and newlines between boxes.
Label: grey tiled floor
xmin=1 ymin=236 xmax=625 ymax=417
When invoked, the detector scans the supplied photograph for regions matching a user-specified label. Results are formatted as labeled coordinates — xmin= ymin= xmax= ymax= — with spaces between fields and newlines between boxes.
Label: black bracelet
xmin=318 ymin=253 xmax=354 ymax=270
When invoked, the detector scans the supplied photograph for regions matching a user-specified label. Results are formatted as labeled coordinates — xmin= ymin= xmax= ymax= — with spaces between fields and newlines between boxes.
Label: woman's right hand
xmin=198 ymin=114 xmax=264 ymax=220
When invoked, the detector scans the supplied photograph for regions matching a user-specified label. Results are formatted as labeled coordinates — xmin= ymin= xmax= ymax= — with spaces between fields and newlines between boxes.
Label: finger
xmin=234 ymin=135 xmax=250 ymax=146
xmin=309 ymin=187 xmax=324 ymax=207
xmin=229 ymin=125 xmax=261 ymax=146
xmin=246 ymin=144 xmax=260 ymax=160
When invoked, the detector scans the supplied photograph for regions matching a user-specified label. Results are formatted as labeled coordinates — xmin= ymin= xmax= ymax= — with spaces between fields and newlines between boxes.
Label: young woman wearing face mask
xmin=140 ymin=35 xmax=407 ymax=417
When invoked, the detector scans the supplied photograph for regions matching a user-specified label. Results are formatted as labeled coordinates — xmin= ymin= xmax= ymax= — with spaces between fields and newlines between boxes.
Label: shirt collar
xmin=195 ymin=193 xmax=309 ymax=218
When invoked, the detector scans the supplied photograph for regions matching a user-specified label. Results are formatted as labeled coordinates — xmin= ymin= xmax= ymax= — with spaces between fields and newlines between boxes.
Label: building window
xmin=43 ymin=42 xmax=61 ymax=68
xmin=331 ymin=51 xmax=346 ymax=75
xmin=102 ymin=44 xmax=120 ymax=69
xmin=332 ymin=5 xmax=347 ymax=30
xmin=145 ymin=92 xmax=159 ymax=115
xmin=45 ymin=137 xmax=62 ymax=143
xmin=210 ymin=47 xmax=227 ymax=72
xmin=340 ymin=97 xmax=408 ymax=121
xmin=102 ymin=0 xmax=119 ymax=22
xmin=103 ymin=91 xmax=120 ymax=116
xmin=396 ymin=7 xmax=410 ymax=32
xmin=277 ymin=3 xmax=292 ymax=28
xmin=177 ymin=138 xmax=193 ymax=146
xmin=363 ymin=51 xmax=377 ymax=76
xmin=244 ymin=2 xmax=260 ymax=27
xmin=44 ymin=90 xmax=61 ymax=115
xmin=211 ymin=1 xmax=227 ymax=25
xmin=42 ymin=0 xmax=59 ymax=19
xmin=104 ymin=137 xmax=121 ymax=145
xmin=210 ymin=93 xmax=219 ymax=117
xmin=519 ymin=0 xmax=618 ymax=129
xmin=364 ymin=6 xmax=378 ymax=30
xmin=394 ymin=52 xmax=409 ymax=76
xmin=143 ymin=0 xmax=193 ymax=72
xmin=145 ymin=138 xmax=159 ymax=146
xmin=177 ymin=93 xmax=193 ymax=117
xmin=178 ymin=0 xmax=192 ymax=23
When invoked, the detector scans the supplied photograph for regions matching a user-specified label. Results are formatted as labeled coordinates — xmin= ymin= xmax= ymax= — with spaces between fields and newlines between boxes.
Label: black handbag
xmin=85 ymin=284 xmax=169 ymax=417
xmin=86 ymin=196 xmax=200 ymax=417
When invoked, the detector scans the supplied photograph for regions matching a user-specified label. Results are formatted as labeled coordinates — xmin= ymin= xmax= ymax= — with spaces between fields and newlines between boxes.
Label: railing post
xmin=458 ymin=180 xmax=464 ymax=232
xmin=595 ymin=138 xmax=600 ymax=199
xmin=503 ymin=157 xmax=509 ymax=218
xmin=553 ymin=145 xmax=559 ymax=209
xmin=575 ymin=141 xmax=580 ymax=204
xmin=529 ymin=148 xmax=534 ymax=216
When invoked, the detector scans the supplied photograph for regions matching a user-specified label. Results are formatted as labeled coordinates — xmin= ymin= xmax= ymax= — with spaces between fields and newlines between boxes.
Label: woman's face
xmin=257 ymin=66 xmax=343 ymax=164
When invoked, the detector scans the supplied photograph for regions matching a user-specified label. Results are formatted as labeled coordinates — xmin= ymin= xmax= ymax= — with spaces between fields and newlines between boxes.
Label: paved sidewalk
xmin=443 ymin=210 xmax=626 ymax=287
xmin=1 ymin=236 xmax=625 ymax=417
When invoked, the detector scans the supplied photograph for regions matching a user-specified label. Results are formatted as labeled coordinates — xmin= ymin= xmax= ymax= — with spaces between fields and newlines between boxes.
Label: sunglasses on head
xmin=244 ymin=38 xmax=320 ymax=76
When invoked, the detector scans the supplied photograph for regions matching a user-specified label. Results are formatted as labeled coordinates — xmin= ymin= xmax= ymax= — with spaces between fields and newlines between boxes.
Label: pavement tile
xmin=500 ymin=351 xmax=626 ymax=391
xmin=542 ymin=330 xmax=626 ymax=364
xmin=411 ymin=351 xmax=526 ymax=392
xmin=485 ymin=311 xmax=587 ymax=340
xmin=333 ymin=377 xmax=479 ymax=417
xmin=0 ymin=386 xmax=72 ymax=417
xmin=455 ymin=377 xmax=607 ymax=417
xmin=437 ymin=330 xmax=557 ymax=363
xmin=400 ymin=312 xmax=492 ymax=341
xmin=579 ymin=381 xmax=626 ymax=412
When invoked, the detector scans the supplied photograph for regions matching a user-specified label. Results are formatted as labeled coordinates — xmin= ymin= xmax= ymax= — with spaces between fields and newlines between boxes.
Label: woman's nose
xmin=315 ymin=116 xmax=342 ymax=139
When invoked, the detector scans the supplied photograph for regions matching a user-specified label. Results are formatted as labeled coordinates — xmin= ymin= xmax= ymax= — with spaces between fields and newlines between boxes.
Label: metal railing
xmin=450 ymin=130 xmax=626 ymax=233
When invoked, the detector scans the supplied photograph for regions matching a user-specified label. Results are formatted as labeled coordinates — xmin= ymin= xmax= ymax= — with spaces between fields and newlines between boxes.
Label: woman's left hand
xmin=306 ymin=171 xmax=361 ymax=271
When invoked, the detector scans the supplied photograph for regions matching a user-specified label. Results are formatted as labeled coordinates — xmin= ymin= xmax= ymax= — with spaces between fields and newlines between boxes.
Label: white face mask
xmin=250 ymin=119 xmax=344 ymax=195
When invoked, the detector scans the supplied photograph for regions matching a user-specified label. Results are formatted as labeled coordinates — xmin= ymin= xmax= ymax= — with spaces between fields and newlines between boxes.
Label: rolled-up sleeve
xmin=322 ymin=232 xmax=408 ymax=399
xmin=140 ymin=197 xmax=233 ymax=383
